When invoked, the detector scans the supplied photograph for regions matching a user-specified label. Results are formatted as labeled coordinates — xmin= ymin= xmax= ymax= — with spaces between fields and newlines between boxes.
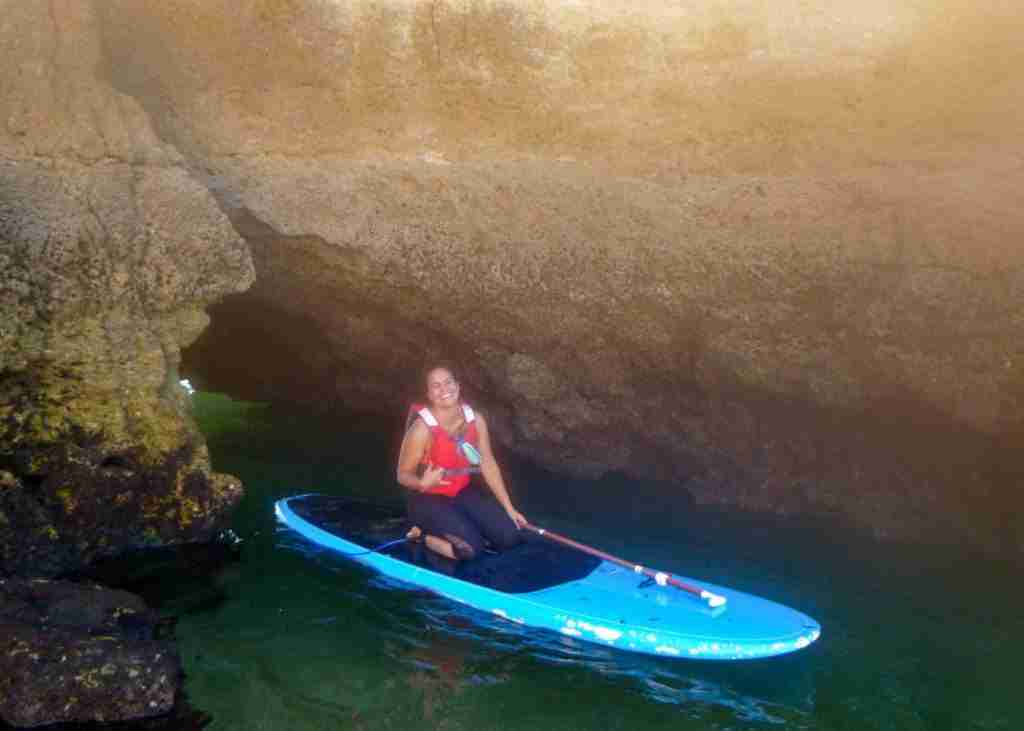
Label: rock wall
xmin=3 ymin=0 xmax=1022 ymax=568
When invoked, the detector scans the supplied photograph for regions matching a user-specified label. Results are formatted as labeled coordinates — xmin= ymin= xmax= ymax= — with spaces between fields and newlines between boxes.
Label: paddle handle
xmin=523 ymin=523 xmax=727 ymax=608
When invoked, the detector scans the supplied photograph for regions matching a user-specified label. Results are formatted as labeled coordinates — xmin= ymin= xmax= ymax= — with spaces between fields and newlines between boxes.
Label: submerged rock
xmin=0 ymin=579 xmax=179 ymax=727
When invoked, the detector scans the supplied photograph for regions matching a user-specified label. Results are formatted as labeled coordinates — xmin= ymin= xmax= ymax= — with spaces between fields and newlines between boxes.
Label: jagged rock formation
xmin=0 ymin=1 xmax=253 ymax=579
xmin=3 ymin=0 xmax=1023 ymax=601
xmin=1 ymin=4 xmax=249 ymax=722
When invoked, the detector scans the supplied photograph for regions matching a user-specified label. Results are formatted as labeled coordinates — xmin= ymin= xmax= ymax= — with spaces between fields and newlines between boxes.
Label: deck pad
xmin=288 ymin=494 xmax=601 ymax=593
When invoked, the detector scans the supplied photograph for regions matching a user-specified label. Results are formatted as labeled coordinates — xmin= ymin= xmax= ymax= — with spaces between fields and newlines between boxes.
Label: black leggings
xmin=407 ymin=484 xmax=521 ymax=559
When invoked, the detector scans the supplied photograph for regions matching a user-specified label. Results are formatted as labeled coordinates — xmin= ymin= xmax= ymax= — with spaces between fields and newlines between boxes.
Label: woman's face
xmin=426 ymin=368 xmax=459 ymax=408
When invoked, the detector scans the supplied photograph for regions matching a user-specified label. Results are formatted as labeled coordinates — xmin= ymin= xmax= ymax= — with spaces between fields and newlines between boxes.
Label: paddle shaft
xmin=522 ymin=522 xmax=726 ymax=608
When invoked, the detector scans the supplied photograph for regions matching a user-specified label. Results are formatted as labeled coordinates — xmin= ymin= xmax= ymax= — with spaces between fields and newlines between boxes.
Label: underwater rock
xmin=0 ymin=578 xmax=180 ymax=727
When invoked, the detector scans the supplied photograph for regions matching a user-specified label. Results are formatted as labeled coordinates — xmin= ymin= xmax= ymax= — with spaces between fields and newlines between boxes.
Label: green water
xmin=173 ymin=393 xmax=1021 ymax=730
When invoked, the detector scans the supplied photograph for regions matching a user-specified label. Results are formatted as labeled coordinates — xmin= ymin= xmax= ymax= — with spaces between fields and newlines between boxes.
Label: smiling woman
xmin=396 ymin=365 xmax=527 ymax=562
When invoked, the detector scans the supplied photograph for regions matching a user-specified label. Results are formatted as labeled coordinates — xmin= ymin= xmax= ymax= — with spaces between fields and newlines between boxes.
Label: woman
xmin=397 ymin=366 xmax=527 ymax=561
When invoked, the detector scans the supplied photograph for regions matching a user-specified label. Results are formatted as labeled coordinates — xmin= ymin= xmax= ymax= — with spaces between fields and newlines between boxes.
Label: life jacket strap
xmin=417 ymin=406 xmax=439 ymax=427
xmin=414 ymin=404 xmax=475 ymax=429
xmin=442 ymin=467 xmax=482 ymax=477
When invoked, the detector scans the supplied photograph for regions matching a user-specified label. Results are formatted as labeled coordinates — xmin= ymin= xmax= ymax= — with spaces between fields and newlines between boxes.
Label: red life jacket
xmin=408 ymin=402 xmax=480 ymax=497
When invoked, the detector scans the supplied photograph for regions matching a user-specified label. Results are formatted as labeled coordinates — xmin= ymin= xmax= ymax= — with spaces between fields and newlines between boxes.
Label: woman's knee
xmin=490 ymin=522 xmax=522 ymax=551
xmin=444 ymin=533 xmax=482 ymax=560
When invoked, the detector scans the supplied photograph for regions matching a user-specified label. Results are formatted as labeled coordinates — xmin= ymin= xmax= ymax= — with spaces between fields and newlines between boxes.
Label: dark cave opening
xmin=180 ymin=289 xmax=1024 ymax=560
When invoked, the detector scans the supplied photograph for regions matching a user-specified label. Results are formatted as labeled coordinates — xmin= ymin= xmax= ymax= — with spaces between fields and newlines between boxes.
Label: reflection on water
xmin=410 ymin=598 xmax=815 ymax=725
xmin=174 ymin=392 xmax=1023 ymax=731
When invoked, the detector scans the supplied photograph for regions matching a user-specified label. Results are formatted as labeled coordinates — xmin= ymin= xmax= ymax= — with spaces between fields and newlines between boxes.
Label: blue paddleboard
xmin=275 ymin=494 xmax=821 ymax=660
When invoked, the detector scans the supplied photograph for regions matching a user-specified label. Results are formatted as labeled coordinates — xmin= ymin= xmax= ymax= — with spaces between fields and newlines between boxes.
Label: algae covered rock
xmin=0 ymin=384 xmax=243 ymax=578
xmin=0 ymin=578 xmax=180 ymax=727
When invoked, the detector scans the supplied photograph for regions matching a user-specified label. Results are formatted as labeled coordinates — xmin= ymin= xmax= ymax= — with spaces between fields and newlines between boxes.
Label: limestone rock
xmin=3 ymin=0 xmax=1023 ymax=557
xmin=0 ymin=1 xmax=254 ymax=577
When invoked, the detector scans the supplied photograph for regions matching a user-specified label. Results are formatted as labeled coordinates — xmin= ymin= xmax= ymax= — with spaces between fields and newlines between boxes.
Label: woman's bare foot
xmin=405 ymin=526 xmax=470 ymax=561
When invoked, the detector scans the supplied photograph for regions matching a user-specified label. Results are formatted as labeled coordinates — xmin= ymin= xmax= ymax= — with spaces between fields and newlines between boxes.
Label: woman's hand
xmin=418 ymin=463 xmax=449 ymax=492
xmin=506 ymin=507 xmax=528 ymax=530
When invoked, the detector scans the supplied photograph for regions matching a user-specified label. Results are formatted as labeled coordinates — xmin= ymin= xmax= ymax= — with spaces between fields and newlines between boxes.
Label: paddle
xmin=522 ymin=522 xmax=727 ymax=608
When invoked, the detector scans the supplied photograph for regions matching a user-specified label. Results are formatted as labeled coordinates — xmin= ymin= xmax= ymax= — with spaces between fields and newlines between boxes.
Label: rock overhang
xmin=3 ymin=0 xmax=1022 ymax=567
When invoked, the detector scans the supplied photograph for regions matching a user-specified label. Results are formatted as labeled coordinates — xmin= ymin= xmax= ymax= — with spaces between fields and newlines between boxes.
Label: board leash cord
xmin=338 ymin=537 xmax=409 ymax=556
xmin=275 ymin=496 xmax=410 ymax=557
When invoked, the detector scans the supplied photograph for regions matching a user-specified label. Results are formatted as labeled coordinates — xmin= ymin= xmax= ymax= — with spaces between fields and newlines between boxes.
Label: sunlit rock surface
xmin=3 ymin=0 xmax=1022 ymax=558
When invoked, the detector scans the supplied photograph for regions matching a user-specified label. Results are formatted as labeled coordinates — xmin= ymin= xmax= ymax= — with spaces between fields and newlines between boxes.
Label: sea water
xmin=164 ymin=393 xmax=1021 ymax=730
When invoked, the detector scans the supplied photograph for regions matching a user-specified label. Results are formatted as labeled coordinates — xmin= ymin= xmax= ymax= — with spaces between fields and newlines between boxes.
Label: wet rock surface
xmin=0 ymin=579 xmax=180 ymax=728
